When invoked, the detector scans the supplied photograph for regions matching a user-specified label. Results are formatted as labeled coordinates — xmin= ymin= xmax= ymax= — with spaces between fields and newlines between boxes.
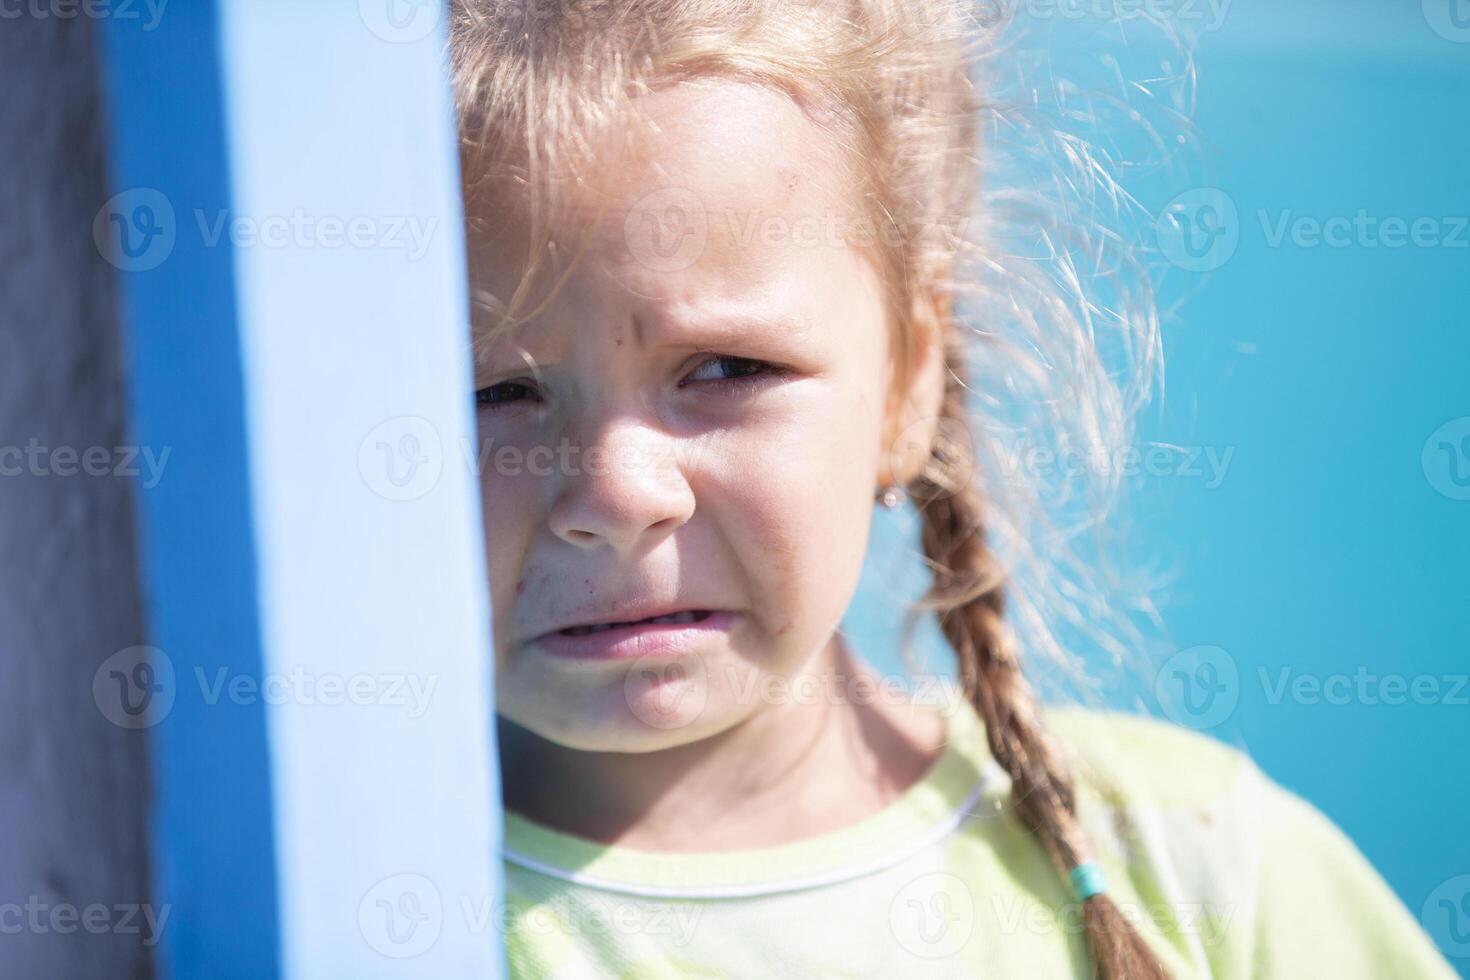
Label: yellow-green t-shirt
xmin=498 ymin=699 xmax=1456 ymax=978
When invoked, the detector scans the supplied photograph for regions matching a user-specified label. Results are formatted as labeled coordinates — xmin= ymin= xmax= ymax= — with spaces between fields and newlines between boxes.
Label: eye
xmin=474 ymin=378 xmax=541 ymax=409
xmin=679 ymin=354 xmax=781 ymax=388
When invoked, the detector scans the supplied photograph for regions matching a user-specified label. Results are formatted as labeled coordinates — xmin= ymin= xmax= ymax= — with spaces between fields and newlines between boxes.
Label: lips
xmin=558 ymin=609 xmax=713 ymax=636
xmin=527 ymin=608 xmax=735 ymax=661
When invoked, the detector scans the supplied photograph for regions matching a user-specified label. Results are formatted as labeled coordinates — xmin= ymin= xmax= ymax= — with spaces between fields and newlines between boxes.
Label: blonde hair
xmin=450 ymin=2 xmax=1177 ymax=976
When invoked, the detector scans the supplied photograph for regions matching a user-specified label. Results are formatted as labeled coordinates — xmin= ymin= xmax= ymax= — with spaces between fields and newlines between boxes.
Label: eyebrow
xmin=474 ymin=304 xmax=815 ymax=376
xmin=636 ymin=306 xmax=814 ymax=355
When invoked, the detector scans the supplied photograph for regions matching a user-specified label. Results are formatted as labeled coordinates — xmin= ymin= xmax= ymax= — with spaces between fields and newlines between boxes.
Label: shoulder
xmin=1042 ymin=707 xmax=1271 ymax=944
xmin=1042 ymin=705 xmax=1258 ymax=811
xmin=1035 ymin=707 xmax=1456 ymax=979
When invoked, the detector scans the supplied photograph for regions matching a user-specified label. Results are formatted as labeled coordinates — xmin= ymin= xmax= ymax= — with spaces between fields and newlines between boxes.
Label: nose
xmin=547 ymin=420 xmax=695 ymax=556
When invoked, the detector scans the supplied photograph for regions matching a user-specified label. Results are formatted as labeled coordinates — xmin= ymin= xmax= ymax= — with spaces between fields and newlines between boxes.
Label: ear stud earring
xmin=877 ymin=484 xmax=905 ymax=509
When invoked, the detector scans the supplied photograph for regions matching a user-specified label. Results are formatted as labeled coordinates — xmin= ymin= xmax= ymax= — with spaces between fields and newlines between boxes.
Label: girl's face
xmin=473 ymin=80 xmax=905 ymax=751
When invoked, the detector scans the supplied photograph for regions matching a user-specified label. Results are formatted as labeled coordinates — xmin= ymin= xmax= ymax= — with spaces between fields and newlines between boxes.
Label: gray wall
xmin=0 ymin=16 xmax=155 ymax=979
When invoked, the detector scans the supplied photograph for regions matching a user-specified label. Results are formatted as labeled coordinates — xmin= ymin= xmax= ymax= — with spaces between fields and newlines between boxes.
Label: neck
xmin=497 ymin=635 xmax=947 ymax=852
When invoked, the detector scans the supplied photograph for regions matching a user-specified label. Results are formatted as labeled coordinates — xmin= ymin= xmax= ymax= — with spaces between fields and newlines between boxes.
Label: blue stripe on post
xmin=95 ymin=3 xmax=283 ymax=977
xmin=100 ymin=1 xmax=503 ymax=976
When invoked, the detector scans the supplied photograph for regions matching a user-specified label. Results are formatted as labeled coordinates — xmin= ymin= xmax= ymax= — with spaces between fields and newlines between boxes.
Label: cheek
xmin=478 ymin=469 xmax=541 ymax=645
xmin=702 ymin=382 xmax=882 ymax=645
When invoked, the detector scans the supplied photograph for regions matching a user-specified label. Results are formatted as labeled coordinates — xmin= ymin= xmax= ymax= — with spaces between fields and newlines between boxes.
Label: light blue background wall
xmin=845 ymin=3 xmax=1469 ymax=971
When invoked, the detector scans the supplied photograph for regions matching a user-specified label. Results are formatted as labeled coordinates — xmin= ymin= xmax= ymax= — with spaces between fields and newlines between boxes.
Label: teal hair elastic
xmin=1068 ymin=861 xmax=1108 ymax=902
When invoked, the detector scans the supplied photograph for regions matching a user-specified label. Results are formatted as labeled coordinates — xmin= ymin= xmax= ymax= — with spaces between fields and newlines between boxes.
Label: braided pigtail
xmin=907 ymin=354 xmax=1168 ymax=980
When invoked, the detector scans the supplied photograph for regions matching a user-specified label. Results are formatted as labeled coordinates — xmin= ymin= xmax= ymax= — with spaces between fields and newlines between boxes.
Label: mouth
xmin=557 ymin=609 xmax=713 ymax=636
xmin=531 ymin=609 xmax=732 ymax=660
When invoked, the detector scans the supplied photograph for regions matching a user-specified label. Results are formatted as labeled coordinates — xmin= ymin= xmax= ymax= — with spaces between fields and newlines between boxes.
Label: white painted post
xmin=98 ymin=2 xmax=503 ymax=975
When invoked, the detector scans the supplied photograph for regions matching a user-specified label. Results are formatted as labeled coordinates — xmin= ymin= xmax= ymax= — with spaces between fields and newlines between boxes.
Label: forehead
xmin=468 ymin=79 xmax=866 ymax=327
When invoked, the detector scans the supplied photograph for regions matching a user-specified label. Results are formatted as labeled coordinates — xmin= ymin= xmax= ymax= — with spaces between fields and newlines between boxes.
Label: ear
xmin=878 ymin=286 xmax=949 ymax=488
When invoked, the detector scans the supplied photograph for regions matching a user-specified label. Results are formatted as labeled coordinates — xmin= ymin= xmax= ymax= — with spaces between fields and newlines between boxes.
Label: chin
xmin=502 ymin=680 xmax=746 ymax=755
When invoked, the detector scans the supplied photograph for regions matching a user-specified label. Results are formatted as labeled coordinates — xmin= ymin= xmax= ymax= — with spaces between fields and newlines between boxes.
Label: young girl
xmin=450 ymin=2 xmax=1456 ymax=977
